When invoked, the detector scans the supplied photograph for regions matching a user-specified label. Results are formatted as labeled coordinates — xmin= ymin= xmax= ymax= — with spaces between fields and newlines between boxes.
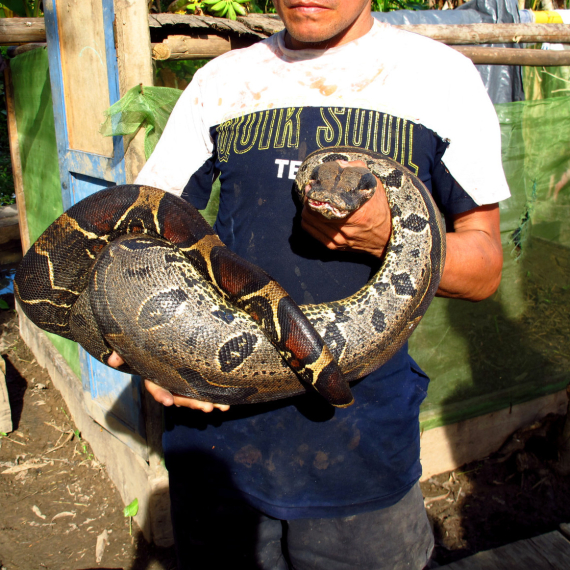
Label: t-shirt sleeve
xmin=436 ymin=58 xmax=511 ymax=207
xmin=431 ymin=136 xmax=480 ymax=217
xmin=135 ymin=71 xmax=214 ymax=199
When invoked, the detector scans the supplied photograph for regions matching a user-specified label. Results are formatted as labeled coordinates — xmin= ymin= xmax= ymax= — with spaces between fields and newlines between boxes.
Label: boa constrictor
xmin=14 ymin=147 xmax=445 ymax=407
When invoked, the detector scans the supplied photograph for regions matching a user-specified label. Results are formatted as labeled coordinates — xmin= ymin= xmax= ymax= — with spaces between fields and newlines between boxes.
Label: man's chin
xmin=285 ymin=23 xmax=341 ymax=49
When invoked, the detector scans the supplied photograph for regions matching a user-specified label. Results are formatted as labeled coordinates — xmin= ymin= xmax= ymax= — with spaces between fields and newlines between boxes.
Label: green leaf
xmin=0 ymin=299 xmax=9 ymax=310
xmin=0 ymin=0 xmax=28 ymax=16
xmin=123 ymin=498 xmax=139 ymax=518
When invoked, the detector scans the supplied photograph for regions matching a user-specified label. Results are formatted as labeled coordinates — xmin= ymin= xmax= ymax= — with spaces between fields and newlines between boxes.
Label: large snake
xmin=14 ymin=147 xmax=445 ymax=407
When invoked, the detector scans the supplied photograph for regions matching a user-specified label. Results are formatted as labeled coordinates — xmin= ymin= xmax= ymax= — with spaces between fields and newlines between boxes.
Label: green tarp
xmin=415 ymin=95 xmax=570 ymax=429
xmin=11 ymin=48 xmax=81 ymax=378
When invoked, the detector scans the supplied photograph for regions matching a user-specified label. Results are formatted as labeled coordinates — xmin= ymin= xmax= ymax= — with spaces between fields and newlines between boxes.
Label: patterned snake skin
xmin=14 ymin=147 xmax=445 ymax=406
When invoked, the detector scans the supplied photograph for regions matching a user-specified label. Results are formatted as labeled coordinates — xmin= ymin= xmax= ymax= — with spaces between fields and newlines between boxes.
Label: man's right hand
xmin=107 ymin=351 xmax=230 ymax=413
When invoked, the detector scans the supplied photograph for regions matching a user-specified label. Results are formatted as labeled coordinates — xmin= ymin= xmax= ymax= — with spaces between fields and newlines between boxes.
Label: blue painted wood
xmin=44 ymin=0 xmax=146 ymax=451
xmin=69 ymin=172 xmax=115 ymax=205
xmin=79 ymin=349 xmax=146 ymax=436
xmin=101 ymin=0 xmax=127 ymax=185
xmin=67 ymin=151 xmax=124 ymax=184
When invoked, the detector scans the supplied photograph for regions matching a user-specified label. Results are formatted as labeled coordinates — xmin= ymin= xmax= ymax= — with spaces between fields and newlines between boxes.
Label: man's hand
xmin=301 ymin=160 xmax=392 ymax=258
xmin=107 ymin=351 xmax=230 ymax=413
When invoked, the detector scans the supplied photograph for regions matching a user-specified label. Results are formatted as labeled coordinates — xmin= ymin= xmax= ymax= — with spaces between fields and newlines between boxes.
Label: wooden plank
xmin=115 ymin=0 xmax=154 ymax=183
xmin=530 ymin=532 xmax=570 ymax=568
xmin=237 ymin=13 xmax=284 ymax=36
xmin=3 ymin=62 xmax=29 ymax=254
xmin=453 ymin=45 xmax=570 ymax=65
xmin=0 ymin=357 xmax=12 ymax=434
xmin=55 ymin=0 xmax=113 ymax=157
xmin=0 ymin=17 xmax=45 ymax=44
xmin=66 ymin=150 xmax=121 ymax=183
xmin=44 ymin=0 xmax=74 ymax=212
xmin=440 ymin=531 xmax=570 ymax=569
xmin=420 ymin=389 xmax=567 ymax=480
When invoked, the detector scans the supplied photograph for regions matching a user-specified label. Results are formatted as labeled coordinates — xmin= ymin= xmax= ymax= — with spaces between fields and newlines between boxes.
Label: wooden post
xmin=3 ymin=62 xmax=30 ymax=254
xmin=114 ymin=0 xmax=154 ymax=183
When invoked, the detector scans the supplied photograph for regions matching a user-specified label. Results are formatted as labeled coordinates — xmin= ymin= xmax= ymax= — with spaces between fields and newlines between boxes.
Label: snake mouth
xmin=308 ymin=199 xmax=351 ymax=220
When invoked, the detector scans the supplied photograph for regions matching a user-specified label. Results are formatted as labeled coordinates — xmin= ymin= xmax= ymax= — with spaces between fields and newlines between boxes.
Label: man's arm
xmin=436 ymin=204 xmax=502 ymax=301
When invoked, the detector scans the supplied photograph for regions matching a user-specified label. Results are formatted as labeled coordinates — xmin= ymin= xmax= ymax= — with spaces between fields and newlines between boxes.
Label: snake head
xmin=305 ymin=161 xmax=377 ymax=219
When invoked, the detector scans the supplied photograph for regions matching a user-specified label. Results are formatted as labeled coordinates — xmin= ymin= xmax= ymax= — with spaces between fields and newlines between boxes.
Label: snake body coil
xmin=15 ymin=147 xmax=445 ymax=406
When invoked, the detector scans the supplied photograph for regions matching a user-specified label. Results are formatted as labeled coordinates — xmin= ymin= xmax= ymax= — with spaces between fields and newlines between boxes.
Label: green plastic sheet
xmin=11 ymin=48 xmax=81 ymax=378
xmin=99 ymin=84 xmax=182 ymax=160
xmin=415 ymin=95 xmax=570 ymax=429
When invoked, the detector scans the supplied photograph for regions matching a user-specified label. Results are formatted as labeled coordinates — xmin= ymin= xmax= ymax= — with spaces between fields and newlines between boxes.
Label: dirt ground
xmin=0 ymin=296 xmax=177 ymax=570
xmin=1 ymin=292 xmax=570 ymax=570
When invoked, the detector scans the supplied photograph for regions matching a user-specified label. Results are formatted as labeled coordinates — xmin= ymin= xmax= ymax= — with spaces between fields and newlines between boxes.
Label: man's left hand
xmin=301 ymin=160 xmax=391 ymax=258
xmin=107 ymin=351 xmax=230 ymax=412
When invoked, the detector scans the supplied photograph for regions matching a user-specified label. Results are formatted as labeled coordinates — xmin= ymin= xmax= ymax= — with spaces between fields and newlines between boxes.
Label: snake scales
xmin=14 ymin=147 xmax=445 ymax=407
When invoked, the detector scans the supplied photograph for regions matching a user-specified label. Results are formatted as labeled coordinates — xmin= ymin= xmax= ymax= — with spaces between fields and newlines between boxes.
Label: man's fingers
xmin=144 ymin=379 xmax=175 ymax=406
xmin=336 ymin=159 xmax=366 ymax=169
xmin=107 ymin=351 xmax=125 ymax=368
xmin=301 ymin=216 xmax=347 ymax=250
xmin=108 ymin=357 xmax=230 ymax=412
xmin=143 ymin=379 xmax=230 ymax=412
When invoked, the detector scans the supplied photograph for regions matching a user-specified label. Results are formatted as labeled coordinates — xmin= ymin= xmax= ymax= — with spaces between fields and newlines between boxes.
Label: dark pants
xmin=169 ymin=476 xmax=434 ymax=570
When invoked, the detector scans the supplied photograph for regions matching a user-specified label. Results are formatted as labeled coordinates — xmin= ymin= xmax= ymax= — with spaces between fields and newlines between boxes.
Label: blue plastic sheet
xmin=374 ymin=0 xmax=524 ymax=104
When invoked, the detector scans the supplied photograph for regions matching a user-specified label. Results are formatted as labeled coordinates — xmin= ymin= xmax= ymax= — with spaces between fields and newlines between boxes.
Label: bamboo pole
xmin=1 ymin=17 xmax=570 ymax=48
xmin=397 ymin=23 xmax=570 ymax=44
xmin=453 ymin=45 xmax=570 ymax=65
xmin=152 ymin=34 xmax=254 ymax=60
xmin=148 ymin=14 xmax=570 ymax=45
xmin=150 ymin=35 xmax=570 ymax=66
xmin=0 ymin=18 xmax=45 ymax=44
xmin=3 ymin=62 xmax=30 ymax=254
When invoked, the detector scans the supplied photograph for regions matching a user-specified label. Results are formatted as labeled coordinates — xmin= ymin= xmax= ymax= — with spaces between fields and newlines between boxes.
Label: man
xmin=110 ymin=0 xmax=508 ymax=567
